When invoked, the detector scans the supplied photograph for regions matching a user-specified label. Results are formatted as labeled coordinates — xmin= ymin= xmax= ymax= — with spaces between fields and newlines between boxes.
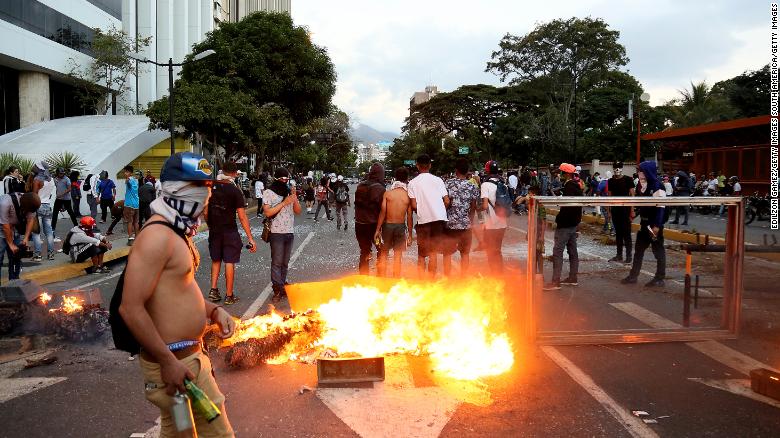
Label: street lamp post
xmin=129 ymin=49 xmax=216 ymax=155
xmin=635 ymin=92 xmax=651 ymax=165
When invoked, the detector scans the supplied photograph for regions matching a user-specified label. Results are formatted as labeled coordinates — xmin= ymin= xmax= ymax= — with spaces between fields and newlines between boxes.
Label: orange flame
xmin=50 ymin=295 xmax=84 ymax=314
xmin=315 ymin=278 xmax=514 ymax=380
xmin=229 ymin=277 xmax=515 ymax=380
xmin=38 ymin=292 xmax=52 ymax=305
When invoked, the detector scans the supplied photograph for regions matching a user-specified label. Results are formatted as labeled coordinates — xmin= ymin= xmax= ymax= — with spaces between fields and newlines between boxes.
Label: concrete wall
xmin=18 ymin=71 xmax=50 ymax=127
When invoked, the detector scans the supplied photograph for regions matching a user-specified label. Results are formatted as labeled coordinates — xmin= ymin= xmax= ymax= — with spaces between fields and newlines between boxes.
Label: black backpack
xmin=487 ymin=179 xmax=514 ymax=218
xmin=336 ymin=185 xmax=349 ymax=203
xmin=82 ymin=174 xmax=94 ymax=191
xmin=61 ymin=231 xmax=75 ymax=255
xmin=108 ymin=221 xmax=189 ymax=354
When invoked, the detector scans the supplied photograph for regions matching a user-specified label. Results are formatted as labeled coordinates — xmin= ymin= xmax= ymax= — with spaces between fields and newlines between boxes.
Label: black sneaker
xmin=208 ymin=288 xmax=221 ymax=303
xmin=560 ymin=278 xmax=578 ymax=286
xmin=100 ymin=266 xmax=111 ymax=273
xmin=645 ymin=278 xmax=665 ymax=287
xmin=543 ymin=282 xmax=561 ymax=290
xmin=224 ymin=295 xmax=240 ymax=305
xmin=620 ymin=276 xmax=638 ymax=284
xmin=608 ymin=256 xmax=623 ymax=262
xmin=344 ymin=224 xmax=348 ymax=231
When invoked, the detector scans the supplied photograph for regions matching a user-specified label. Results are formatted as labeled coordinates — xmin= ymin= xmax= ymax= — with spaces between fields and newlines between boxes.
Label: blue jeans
xmin=37 ymin=204 xmax=55 ymax=255
xmin=0 ymin=231 xmax=23 ymax=284
xmin=552 ymin=226 xmax=579 ymax=282
xmin=269 ymin=233 xmax=294 ymax=289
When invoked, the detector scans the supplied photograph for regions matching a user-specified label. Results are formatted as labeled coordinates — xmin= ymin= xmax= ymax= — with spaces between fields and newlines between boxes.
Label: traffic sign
xmin=458 ymin=146 xmax=469 ymax=155
xmin=403 ymin=160 xmax=415 ymax=165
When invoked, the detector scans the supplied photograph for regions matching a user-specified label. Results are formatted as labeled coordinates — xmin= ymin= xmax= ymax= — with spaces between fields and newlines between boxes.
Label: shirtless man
xmin=374 ymin=167 xmax=414 ymax=277
xmin=120 ymin=152 xmax=236 ymax=437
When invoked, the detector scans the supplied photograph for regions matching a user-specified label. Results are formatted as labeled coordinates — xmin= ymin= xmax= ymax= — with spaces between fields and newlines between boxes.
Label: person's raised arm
xmin=292 ymin=193 xmax=302 ymax=215
xmin=119 ymin=231 xmax=193 ymax=394
xmin=263 ymin=195 xmax=291 ymax=217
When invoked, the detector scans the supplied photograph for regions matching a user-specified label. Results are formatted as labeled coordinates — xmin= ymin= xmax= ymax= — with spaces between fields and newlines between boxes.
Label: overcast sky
xmin=293 ymin=0 xmax=767 ymax=135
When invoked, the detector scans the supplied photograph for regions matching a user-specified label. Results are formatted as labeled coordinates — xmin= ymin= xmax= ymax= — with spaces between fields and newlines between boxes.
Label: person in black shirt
xmin=608 ymin=162 xmax=636 ymax=263
xmin=205 ymin=162 xmax=256 ymax=305
xmin=544 ymin=163 xmax=582 ymax=290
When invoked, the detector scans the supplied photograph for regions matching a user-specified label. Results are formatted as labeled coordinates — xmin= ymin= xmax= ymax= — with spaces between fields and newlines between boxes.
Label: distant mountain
xmin=351 ymin=123 xmax=399 ymax=145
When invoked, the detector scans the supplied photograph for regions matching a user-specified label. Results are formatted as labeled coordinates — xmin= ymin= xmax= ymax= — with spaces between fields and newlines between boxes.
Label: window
xmin=0 ymin=0 xmax=94 ymax=56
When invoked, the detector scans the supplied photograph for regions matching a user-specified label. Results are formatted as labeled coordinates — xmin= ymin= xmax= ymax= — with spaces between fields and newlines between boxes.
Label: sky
xmin=292 ymin=0 xmax=767 ymax=135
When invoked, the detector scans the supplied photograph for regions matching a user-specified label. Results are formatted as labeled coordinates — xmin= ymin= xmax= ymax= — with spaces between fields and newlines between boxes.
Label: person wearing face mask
xmin=263 ymin=167 xmax=302 ymax=303
xmin=119 ymin=152 xmax=236 ymax=437
xmin=608 ymin=162 xmax=636 ymax=263
xmin=621 ymin=161 xmax=667 ymax=287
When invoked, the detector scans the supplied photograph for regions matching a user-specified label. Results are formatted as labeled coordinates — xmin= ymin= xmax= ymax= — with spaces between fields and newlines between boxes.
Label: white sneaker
xmin=54 ymin=237 xmax=62 ymax=243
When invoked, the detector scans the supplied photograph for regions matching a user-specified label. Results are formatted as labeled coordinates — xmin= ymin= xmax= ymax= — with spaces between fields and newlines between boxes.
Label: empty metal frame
xmin=525 ymin=196 xmax=745 ymax=345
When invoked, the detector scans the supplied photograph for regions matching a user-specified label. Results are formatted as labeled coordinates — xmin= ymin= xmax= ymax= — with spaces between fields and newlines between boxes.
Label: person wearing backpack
xmin=117 ymin=152 xmax=236 ymax=437
xmin=81 ymin=172 xmax=98 ymax=219
xmin=354 ymin=163 xmax=386 ymax=275
xmin=332 ymin=175 xmax=351 ymax=231
xmin=621 ymin=161 xmax=667 ymax=287
xmin=543 ymin=163 xmax=583 ymax=290
xmin=480 ymin=160 xmax=509 ymax=274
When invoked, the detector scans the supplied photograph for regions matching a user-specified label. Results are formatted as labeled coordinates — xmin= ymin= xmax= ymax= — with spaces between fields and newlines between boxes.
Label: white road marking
xmin=70 ymin=270 xmax=124 ymax=290
xmin=316 ymin=356 xmax=460 ymax=438
xmin=541 ymin=346 xmax=660 ymax=438
xmin=241 ymin=232 xmax=315 ymax=320
xmin=0 ymin=350 xmax=67 ymax=404
xmin=610 ymin=302 xmax=779 ymax=376
xmin=688 ymin=378 xmax=780 ymax=409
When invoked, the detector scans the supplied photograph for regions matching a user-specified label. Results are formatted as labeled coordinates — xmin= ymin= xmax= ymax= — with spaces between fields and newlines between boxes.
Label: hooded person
xmin=543 ymin=163 xmax=583 ymax=290
xmin=354 ymin=163 xmax=386 ymax=274
xmin=262 ymin=167 xmax=302 ymax=302
xmin=67 ymin=216 xmax=112 ymax=272
xmin=621 ymin=161 xmax=667 ymax=287
xmin=119 ymin=152 xmax=237 ymax=438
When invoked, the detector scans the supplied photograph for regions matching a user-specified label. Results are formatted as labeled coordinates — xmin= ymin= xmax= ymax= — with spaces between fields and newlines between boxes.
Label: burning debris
xmin=215 ymin=277 xmax=516 ymax=381
xmin=218 ymin=310 xmax=323 ymax=369
xmin=0 ymin=281 xmax=109 ymax=342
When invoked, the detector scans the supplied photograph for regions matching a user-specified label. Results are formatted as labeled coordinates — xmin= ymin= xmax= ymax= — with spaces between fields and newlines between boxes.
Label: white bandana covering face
xmin=149 ymin=181 xmax=210 ymax=235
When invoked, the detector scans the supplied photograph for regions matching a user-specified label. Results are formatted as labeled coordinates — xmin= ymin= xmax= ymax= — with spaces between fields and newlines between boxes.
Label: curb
xmin=20 ymin=205 xmax=259 ymax=286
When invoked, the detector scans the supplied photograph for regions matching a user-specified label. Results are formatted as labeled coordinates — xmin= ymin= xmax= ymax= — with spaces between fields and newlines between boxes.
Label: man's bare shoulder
xmin=129 ymin=217 xmax=178 ymax=260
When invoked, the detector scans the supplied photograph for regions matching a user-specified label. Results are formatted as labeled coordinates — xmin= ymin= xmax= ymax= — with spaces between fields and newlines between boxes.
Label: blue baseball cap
xmin=160 ymin=152 xmax=213 ymax=182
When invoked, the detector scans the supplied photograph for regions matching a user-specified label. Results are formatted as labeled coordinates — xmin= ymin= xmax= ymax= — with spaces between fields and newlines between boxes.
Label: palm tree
xmin=672 ymin=81 xmax=737 ymax=127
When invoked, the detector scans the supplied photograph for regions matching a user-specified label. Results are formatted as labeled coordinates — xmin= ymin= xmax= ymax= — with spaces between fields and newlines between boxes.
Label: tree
xmin=67 ymin=25 xmax=151 ymax=114
xmin=486 ymin=17 xmax=629 ymax=162
xmin=712 ymin=65 xmax=769 ymax=118
xmin=670 ymin=81 xmax=737 ymax=127
xmin=146 ymin=12 xmax=336 ymax=160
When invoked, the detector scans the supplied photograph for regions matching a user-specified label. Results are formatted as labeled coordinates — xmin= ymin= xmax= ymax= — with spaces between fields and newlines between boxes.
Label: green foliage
xmin=0 ymin=153 xmax=34 ymax=176
xmin=669 ymin=81 xmax=737 ymax=127
xmin=385 ymin=130 xmax=461 ymax=176
xmin=67 ymin=25 xmax=151 ymax=114
xmin=486 ymin=17 xmax=629 ymax=163
xmin=711 ymin=65 xmax=769 ymax=118
xmin=147 ymin=12 xmax=337 ymax=160
xmin=43 ymin=152 xmax=87 ymax=173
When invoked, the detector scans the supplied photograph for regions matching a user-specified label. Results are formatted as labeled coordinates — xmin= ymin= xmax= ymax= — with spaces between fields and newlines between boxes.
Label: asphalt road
xmin=2 ymin=203 xmax=780 ymax=437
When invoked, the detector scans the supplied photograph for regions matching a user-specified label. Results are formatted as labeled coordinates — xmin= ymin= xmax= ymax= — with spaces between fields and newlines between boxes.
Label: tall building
xmin=123 ymin=0 xmax=218 ymax=112
xmin=409 ymin=85 xmax=438 ymax=117
xmin=0 ymin=0 xmax=122 ymax=134
xmin=228 ymin=0 xmax=291 ymax=22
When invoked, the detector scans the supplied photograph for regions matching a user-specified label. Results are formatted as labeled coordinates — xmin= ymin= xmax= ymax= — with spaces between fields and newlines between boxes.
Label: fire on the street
xmin=50 ymin=296 xmax=84 ymax=314
xmin=221 ymin=277 xmax=515 ymax=380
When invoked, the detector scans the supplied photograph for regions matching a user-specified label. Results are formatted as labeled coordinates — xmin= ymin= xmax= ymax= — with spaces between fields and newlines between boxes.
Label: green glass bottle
xmin=184 ymin=379 xmax=221 ymax=423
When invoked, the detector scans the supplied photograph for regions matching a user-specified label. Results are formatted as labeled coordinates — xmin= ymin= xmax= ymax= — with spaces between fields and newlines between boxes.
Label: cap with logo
xmin=559 ymin=163 xmax=576 ymax=174
xmin=160 ymin=152 xmax=213 ymax=182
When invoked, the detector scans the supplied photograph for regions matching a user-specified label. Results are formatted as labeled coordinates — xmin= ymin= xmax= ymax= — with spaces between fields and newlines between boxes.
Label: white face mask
xmin=150 ymin=181 xmax=211 ymax=235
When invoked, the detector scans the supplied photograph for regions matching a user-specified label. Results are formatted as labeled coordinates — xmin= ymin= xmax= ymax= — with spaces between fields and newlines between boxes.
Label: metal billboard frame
xmin=525 ymin=196 xmax=745 ymax=345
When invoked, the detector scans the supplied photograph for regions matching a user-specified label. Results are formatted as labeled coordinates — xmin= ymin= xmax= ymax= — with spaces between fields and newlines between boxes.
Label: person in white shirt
xmin=254 ymin=176 xmax=264 ymax=218
xmin=480 ymin=160 xmax=508 ymax=274
xmin=407 ymin=154 xmax=449 ymax=278
xmin=663 ymin=175 xmax=673 ymax=195
xmin=81 ymin=172 xmax=100 ymax=219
